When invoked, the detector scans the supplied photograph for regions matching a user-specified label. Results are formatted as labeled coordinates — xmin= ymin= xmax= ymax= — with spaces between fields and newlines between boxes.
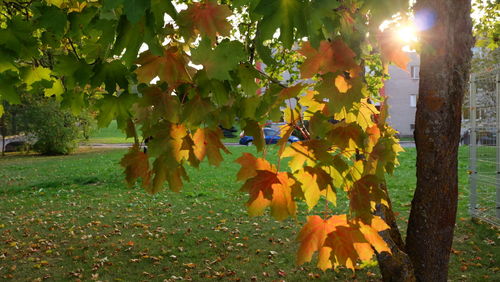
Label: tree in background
xmin=2 ymin=93 xmax=95 ymax=155
xmin=0 ymin=0 xmax=477 ymax=280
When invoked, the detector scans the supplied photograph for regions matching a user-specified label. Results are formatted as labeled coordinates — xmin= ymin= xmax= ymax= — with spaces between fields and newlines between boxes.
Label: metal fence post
xmin=470 ymin=74 xmax=477 ymax=217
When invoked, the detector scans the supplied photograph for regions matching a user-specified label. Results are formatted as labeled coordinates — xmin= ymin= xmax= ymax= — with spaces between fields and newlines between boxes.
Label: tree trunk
xmin=375 ymin=184 xmax=415 ymax=282
xmin=405 ymin=1 xmax=474 ymax=281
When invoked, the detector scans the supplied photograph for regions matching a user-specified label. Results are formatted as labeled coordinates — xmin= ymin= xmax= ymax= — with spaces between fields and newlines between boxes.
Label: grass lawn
xmin=82 ymin=120 xmax=132 ymax=144
xmin=84 ymin=121 xmax=242 ymax=144
xmin=0 ymin=146 xmax=498 ymax=281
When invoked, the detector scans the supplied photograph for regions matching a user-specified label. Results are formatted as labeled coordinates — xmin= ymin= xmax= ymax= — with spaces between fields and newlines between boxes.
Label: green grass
xmin=0 ymin=146 xmax=498 ymax=281
xmin=84 ymin=121 xmax=241 ymax=144
xmin=83 ymin=120 xmax=131 ymax=144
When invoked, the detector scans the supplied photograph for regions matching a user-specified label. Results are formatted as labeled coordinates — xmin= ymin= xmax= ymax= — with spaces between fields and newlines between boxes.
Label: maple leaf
xmin=192 ymin=128 xmax=230 ymax=166
xmin=299 ymin=40 xmax=361 ymax=79
xmin=348 ymin=175 xmax=388 ymax=223
xmin=278 ymin=83 xmax=306 ymax=101
xmin=135 ymin=47 xmax=193 ymax=88
xmin=145 ymin=122 xmax=199 ymax=169
xmin=276 ymin=123 xmax=295 ymax=156
xmin=325 ymin=121 xmax=364 ymax=153
xmin=254 ymin=0 xmax=307 ymax=48
xmin=298 ymin=90 xmax=326 ymax=120
xmin=235 ymin=153 xmax=274 ymax=182
xmin=120 ymin=145 xmax=150 ymax=188
xmin=242 ymin=119 xmax=265 ymax=152
xmin=377 ymin=29 xmax=410 ymax=70
xmin=138 ymin=86 xmax=180 ymax=123
xmin=240 ymin=170 xmax=296 ymax=220
xmin=367 ymin=134 xmax=404 ymax=176
xmin=150 ymin=155 xmax=189 ymax=193
xmin=296 ymin=215 xmax=337 ymax=269
xmin=316 ymin=73 xmax=366 ymax=116
xmin=293 ymin=166 xmax=336 ymax=210
xmin=178 ymin=1 xmax=232 ymax=42
xmin=191 ymin=38 xmax=246 ymax=81
xmin=325 ymin=215 xmax=391 ymax=270
xmin=298 ymin=215 xmax=391 ymax=271
xmin=282 ymin=140 xmax=335 ymax=171
xmin=337 ymin=99 xmax=378 ymax=131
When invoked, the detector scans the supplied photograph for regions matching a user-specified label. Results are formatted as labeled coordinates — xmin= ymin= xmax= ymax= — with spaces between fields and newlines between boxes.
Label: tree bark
xmin=405 ymin=1 xmax=474 ymax=281
xmin=375 ymin=184 xmax=415 ymax=282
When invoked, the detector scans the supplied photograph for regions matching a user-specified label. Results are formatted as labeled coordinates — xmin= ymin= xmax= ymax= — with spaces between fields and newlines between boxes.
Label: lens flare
xmin=397 ymin=25 xmax=418 ymax=43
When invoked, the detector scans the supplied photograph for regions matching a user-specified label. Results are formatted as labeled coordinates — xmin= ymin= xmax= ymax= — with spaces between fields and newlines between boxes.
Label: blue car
xmin=239 ymin=127 xmax=300 ymax=146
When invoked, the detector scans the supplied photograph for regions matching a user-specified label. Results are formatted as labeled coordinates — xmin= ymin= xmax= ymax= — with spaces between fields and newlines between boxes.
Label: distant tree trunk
xmin=1 ymin=111 xmax=5 ymax=156
xmin=405 ymin=1 xmax=474 ymax=281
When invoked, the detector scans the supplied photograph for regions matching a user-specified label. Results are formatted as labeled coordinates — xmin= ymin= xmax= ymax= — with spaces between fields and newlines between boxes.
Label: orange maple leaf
xmin=192 ymin=128 xmax=230 ymax=166
xmin=325 ymin=215 xmax=391 ymax=270
xmin=377 ymin=29 xmax=410 ymax=70
xmin=135 ymin=47 xmax=193 ymax=88
xmin=296 ymin=215 xmax=338 ymax=269
xmin=240 ymin=170 xmax=296 ymax=220
xmin=297 ymin=215 xmax=391 ymax=271
xmin=299 ymin=40 xmax=361 ymax=79
xmin=178 ymin=2 xmax=232 ymax=42
xmin=234 ymin=153 xmax=274 ymax=181
xmin=120 ymin=144 xmax=150 ymax=188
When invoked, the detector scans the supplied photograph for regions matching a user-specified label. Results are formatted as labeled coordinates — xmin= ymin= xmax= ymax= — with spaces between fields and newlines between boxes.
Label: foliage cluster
xmin=0 ymin=0 xmax=414 ymax=270
xmin=2 ymin=93 xmax=95 ymax=155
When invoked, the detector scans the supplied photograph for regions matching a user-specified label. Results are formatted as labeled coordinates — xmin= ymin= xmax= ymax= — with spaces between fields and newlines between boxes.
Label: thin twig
xmin=67 ymin=38 xmax=81 ymax=60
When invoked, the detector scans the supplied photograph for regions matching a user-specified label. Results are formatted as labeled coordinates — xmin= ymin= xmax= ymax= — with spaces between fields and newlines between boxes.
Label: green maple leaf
xmin=78 ymin=19 xmax=118 ymax=62
xmin=91 ymin=61 xmax=129 ymax=94
xmin=254 ymin=0 xmax=307 ymax=48
xmin=112 ymin=16 xmax=146 ymax=66
xmin=32 ymin=4 xmax=67 ymax=38
xmin=0 ymin=70 xmax=21 ymax=104
xmin=53 ymin=55 xmax=92 ymax=89
xmin=305 ymin=0 xmax=341 ymax=47
xmin=0 ymin=16 xmax=40 ymax=59
xmin=68 ymin=6 xmax=99 ymax=39
xmin=0 ymin=49 xmax=16 ymax=73
xmin=124 ymin=0 xmax=150 ymax=23
xmin=61 ymin=90 xmax=85 ymax=115
xmin=44 ymin=79 xmax=65 ymax=99
xmin=151 ymin=0 xmax=178 ymax=24
xmin=191 ymin=38 xmax=246 ymax=81
xmin=238 ymin=64 xmax=261 ymax=97
xmin=95 ymin=92 xmax=138 ymax=128
xmin=21 ymin=67 xmax=52 ymax=90
xmin=181 ymin=95 xmax=214 ymax=127
xmin=242 ymin=119 xmax=265 ymax=152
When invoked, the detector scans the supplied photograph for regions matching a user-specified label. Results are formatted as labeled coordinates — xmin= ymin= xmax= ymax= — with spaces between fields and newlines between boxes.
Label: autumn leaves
xmin=117 ymin=0 xmax=409 ymax=273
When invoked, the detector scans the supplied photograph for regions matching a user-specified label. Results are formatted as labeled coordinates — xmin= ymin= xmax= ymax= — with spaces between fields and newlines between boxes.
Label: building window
xmin=411 ymin=66 xmax=420 ymax=79
xmin=410 ymin=94 xmax=417 ymax=107
xmin=410 ymin=124 xmax=415 ymax=130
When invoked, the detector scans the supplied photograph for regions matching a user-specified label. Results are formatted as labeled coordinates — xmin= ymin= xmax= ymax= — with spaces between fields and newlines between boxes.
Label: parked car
xmin=478 ymin=132 xmax=496 ymax=146
xmin=239 ymin=127 xmax=300 ymax=146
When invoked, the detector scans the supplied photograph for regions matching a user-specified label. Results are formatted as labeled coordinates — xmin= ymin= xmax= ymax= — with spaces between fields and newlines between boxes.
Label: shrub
xmin=12 ymin=94 xmax=94 ymax=155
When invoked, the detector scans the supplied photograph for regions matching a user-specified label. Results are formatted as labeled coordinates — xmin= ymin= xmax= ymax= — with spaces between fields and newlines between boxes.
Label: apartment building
xmin=384 ymin=52 xmax=420 ymax=137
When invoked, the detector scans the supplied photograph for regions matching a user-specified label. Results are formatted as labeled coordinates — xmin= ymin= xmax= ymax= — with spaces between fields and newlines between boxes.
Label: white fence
xmin=468 ymin=69 xmax=500 ymax=226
